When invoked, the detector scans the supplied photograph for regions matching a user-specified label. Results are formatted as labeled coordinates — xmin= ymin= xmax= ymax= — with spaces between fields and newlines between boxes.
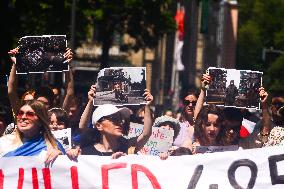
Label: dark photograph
xmin=94 ymin=67 xmax=147 ymax=106
xmin=205 ymin=67 xmax=262 ymax=109
xmin=16 ymin=35 xmax=68 ymax=74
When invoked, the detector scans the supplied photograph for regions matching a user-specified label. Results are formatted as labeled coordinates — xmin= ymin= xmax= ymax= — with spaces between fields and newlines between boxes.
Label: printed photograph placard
xmin=52 ymin=128 xmax=71 ymax=151
xmin=94 ymin=67 xmax=146 ymax=106
xmin=16 ymin=35 xmax=68 ymax=74
xmin=205 ymin=67 xmax=262 ymax=109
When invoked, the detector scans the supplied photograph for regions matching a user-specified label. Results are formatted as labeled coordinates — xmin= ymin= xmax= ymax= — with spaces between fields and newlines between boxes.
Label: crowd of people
xmin=0 ymin=47 xmax=283 ymax=164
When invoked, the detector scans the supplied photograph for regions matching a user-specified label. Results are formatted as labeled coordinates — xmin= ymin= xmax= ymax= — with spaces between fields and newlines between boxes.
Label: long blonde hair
xmin=15 ymin=100 xmax=58 ymax=150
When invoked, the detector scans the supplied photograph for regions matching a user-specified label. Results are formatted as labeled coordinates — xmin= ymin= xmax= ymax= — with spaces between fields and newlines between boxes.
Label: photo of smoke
xmin=16 ymin=35 xmax=68 ymax=74
xmin=205 ymin=67 xmax=262 ymax=109
xmin=94 ymin=67 xmax=147 ymax=106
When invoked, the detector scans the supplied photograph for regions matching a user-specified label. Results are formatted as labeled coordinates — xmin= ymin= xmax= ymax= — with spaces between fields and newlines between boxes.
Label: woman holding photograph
xmin=78 ymin=85 xmax=153 ymax=158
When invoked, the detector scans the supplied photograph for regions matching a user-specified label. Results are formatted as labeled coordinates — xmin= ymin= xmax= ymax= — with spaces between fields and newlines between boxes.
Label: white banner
xmin=0 ymin=146 xmax=283 ymax=188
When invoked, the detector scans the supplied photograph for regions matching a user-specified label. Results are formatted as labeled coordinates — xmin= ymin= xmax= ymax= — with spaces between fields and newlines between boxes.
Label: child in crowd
xmin=48 ymin=108 xmax=69 ymax=131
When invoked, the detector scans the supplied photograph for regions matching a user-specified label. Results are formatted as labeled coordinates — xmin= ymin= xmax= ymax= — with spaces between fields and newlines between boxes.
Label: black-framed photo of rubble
xmin=94 ymin=67 xmax=147 ymax=106
xmin=16 ymin=35 xmax=68 ymax=74
xmin=205 ymin=67 xmax=263 ymax=109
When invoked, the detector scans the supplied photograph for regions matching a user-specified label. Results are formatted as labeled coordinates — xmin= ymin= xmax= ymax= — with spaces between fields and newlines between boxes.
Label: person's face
xmin=23 ymin=94 xmax=34 ymax=101
xmin=203 ymin=113 xmax=220 ymax=145
xmin=17 ymin=105 xmax=40 ymax=138
xmin=184 ymin=95 xmax=197 ymax=116
xmin=49 ymin=113 xmax=65 ymax=131
xmin=222 ymin=120 xmax=241 ymax=145
xmin=52 ymin=88 xmax=59 ymax=96
xmin=37 ymin=97 xmax=50 ymax=109
xmin=52 ymin=88 xmax=60 ymax=101
xmin=230 ymin=81 xmax=234 ymax=85
xmin=98 ymin=113 xmax=124 ymax=137
xmin=69 ymin=105 xmax=78 ymax=118
xmin=164 ymin=110 xmax=174 ymax=117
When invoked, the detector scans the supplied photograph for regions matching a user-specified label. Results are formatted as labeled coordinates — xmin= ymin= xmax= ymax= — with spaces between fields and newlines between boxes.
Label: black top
xmin=81 ymin=137 xmax=134 ymax=155
xmin=81 ymin=145 xmax=113 ymax=156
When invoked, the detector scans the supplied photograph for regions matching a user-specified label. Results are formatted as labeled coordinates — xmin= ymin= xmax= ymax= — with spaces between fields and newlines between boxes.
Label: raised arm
xmin=7 ymin=48 xmax=21 ymax=114
xmin=194 ymin=73 xmax=211 ymax=118
xmin=259 ymin=87 xmax=270 ymax=142
xmin=79 ymin=85 xmax=96 ymax=129
xmin=135 ymin=89 xmax=153 ymax=151
xmin=62 ymin=48 xmax=74 ymax=112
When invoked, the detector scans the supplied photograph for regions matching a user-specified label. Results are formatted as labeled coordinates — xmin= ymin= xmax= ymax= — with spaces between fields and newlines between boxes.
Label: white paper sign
xmin=52 ymin=128 xmax=72 ymax=150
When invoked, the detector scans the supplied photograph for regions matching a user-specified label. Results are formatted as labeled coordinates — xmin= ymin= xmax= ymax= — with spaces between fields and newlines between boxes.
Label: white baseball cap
xmin=92 ymin=104 xmax=130 ymax=125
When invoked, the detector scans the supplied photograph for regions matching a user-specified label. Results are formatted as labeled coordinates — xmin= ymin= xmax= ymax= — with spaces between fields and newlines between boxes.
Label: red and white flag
xmin=174 ymin=6 xmax=185 ymax=71
xmin=240 ymin=118 xmax=257 ymax=138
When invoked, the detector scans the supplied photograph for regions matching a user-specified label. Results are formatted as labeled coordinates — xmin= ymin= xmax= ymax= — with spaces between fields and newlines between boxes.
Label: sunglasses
xmin=17 ymin=110 xmax=36 ymax=119
xmin=100 ymin=114 xmax=124 ymax=125
xmin=184 ymin=100 xmax=197 ymax=106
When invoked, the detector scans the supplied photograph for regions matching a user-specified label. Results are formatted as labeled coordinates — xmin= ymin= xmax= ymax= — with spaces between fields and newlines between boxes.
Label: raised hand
xmin=88 ymin=85 xmax=97 ymax=101
xmin=201 ymin=73 xmax=211 ymax=89
xmin=64 ymin=48 xmax=73 ymax=63
xmin=143 ymin=89 xmax=153 ymax=106
xmin=259 ymin=87 xmax=268 ymax=104
xmin=8 ymin=47 xmax=19 ymax=64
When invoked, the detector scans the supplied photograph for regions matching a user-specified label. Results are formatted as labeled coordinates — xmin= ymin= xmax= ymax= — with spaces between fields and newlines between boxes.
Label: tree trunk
xmin=100 ymin=37 xmax=112 ymax=69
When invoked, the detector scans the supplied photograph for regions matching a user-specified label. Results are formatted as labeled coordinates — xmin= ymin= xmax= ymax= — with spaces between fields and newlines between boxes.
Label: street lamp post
xmin=262 ymin=47 xmax=284 ymax=62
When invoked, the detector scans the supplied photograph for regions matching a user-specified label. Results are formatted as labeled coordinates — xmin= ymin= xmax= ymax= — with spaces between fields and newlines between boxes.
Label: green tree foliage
xmin=90 ymin=0 xmax=176 ymax=68
xmin=1 ymin=0 xmax=92 ymax=81
xmin=237 ymin=0 xmax=284 ymax=95
xmin=1 ymin=0 xmax=176 ymax=72
xmin=267 ymin=55 xmax=284 ymax=95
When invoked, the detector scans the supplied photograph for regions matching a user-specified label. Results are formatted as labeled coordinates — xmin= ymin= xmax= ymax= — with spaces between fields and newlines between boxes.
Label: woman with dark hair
xmin=173 ymin=91 xmax=198 ymax=148
xmin=0 ymin=100 xmax=65 ymax=163
xmin=192 ymin=105 xmax=223 ymax=153
xmin=173 ymin=74 xmax=211 ymax=149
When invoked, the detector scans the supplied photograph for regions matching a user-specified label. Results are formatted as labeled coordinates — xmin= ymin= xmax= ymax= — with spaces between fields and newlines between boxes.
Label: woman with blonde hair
xmin=0 ymin=100 xmax=65 ymax=163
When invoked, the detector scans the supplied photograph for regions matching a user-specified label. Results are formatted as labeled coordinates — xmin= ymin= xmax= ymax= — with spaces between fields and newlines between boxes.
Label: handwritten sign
xmin=128 ymin=123 xmax=174 ymax=155
xmin=0 ymin=146 xmax=283 ymax=188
